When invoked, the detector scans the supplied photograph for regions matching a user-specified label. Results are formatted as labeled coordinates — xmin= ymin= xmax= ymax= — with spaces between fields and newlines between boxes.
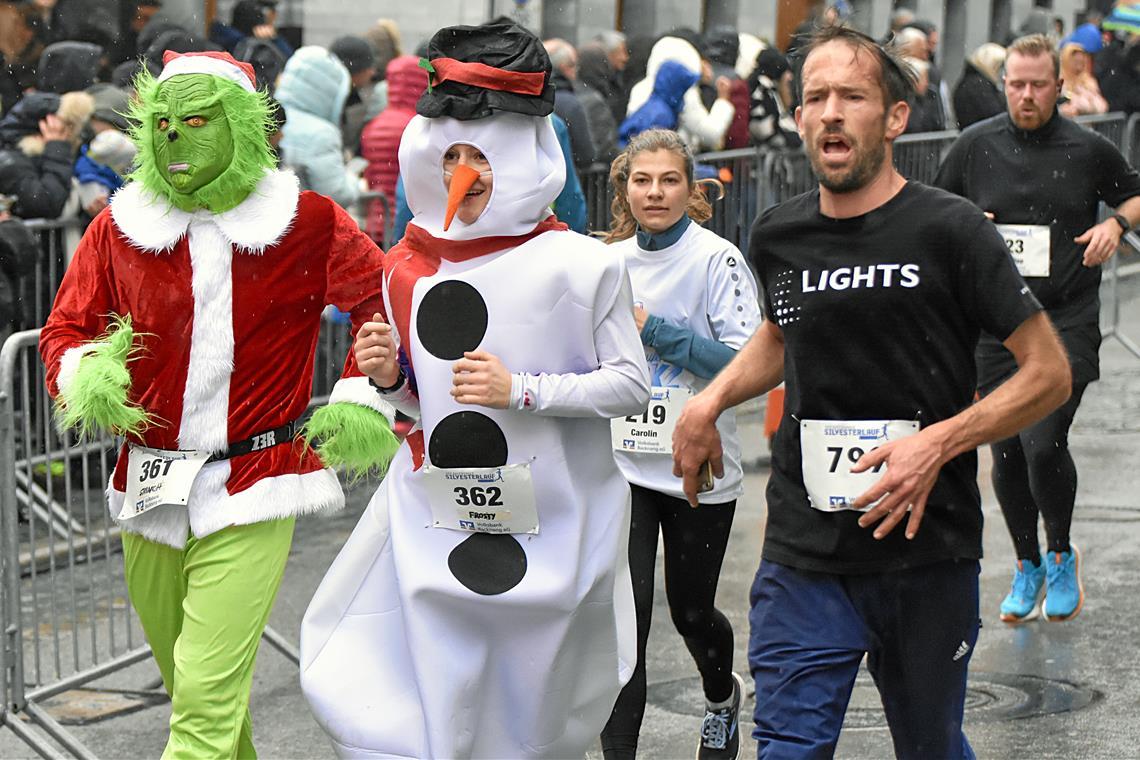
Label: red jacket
xmin=361 ymin=55 xmax=428 ymax=243
xmin=40 ymin=170 xmax=391 ymax=547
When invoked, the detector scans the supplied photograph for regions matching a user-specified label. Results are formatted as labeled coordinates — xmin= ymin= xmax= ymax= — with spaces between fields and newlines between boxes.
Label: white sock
xmin=705 ymin=682 xmax=736 ymax=711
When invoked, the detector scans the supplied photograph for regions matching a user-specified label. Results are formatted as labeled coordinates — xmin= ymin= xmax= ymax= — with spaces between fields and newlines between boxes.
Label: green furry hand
xmin=56 ymin=315 xmax=152 ymax=438
xmin=302 ymin=402 xmax=400 ymax=481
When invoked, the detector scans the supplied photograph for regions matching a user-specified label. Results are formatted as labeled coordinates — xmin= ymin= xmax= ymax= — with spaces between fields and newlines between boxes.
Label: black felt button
xmin=429 ymin=411 xmax=507 ymax=467
xmin=448 ymin=533 xmax=528 ymax=595
xmin=416 ymin=280 xmax=488 ymax=360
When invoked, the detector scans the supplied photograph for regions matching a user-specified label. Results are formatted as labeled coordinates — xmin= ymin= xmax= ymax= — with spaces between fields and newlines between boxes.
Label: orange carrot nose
xmin=443 ymin=164 xmax=482 ymax=231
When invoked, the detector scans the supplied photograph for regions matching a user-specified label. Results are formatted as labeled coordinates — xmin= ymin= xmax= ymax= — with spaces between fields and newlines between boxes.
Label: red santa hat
xmin=158 ymin=50 xmax=257 ymax=92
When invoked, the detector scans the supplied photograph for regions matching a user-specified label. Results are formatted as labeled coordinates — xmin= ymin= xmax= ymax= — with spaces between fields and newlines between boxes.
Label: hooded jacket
xmin=550 ymin=69 xmax=597 ymax=170
xmin=573 ymin=49 xmax=619 ymax=165
xmin=276 ymin=46 xmax=359 ymax=208
xmin=209 ymin=1 xmax=294 ymax=59
xmin=619 ymin=60 xmax=698 ymax=146
xmin=36 ymin=41 xmax=103 ymax=94
xmin=361 ymin=55 xmax=428 ymax=242
xmin=953 ymin=62 xmax=1006 ymax=129
xmin=626 ymin=36 xmax=733 ymax=152
xmin=0 ymin=91 xmax=92 ymax=219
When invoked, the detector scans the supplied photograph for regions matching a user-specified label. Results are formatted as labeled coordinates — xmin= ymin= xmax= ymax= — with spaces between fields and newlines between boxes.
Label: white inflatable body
xmin=301 ymin=112 xmax=649 ymax=759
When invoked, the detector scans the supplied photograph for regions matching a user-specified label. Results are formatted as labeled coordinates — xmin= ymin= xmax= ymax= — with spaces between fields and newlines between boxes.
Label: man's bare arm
xmin=672 ymin=320 xmax=786 ymax=505
xmin=853 ymin=312 xmax=1071 ymax=539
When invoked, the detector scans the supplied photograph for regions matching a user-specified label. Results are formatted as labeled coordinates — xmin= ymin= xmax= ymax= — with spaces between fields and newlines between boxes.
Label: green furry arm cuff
xmin=55 ymin=315 xmax=152 ymax=438
xmin=302 ymin=402 xmax=400 ymax=481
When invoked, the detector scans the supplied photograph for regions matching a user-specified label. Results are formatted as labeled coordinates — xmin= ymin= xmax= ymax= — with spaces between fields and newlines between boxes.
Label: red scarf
xmin=383 ymin=216 xmax=567 ymax=347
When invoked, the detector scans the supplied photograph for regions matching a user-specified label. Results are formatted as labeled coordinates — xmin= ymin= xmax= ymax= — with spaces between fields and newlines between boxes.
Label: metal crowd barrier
xmin=312 ymin=313 xmax=354 ymax=406
xmin=580 ymin=114 xmax=1135 ymax=241
xmin=1078 ymin=111 xmax=1128 ymax=150
xmin=580 ymin=163 xmax=612 ymax=236
xmin=18 ymin=218 xmax=87 ymax=331
xmin=355 ymin=190 xmax=393 ymax=251
xmin=693 ymin=147 xmax=764 ymax=253
xmin=0 ymin=325 xmax=348 ymax=758
xmin=1123 ymin=112 xmax=1140 ymax=166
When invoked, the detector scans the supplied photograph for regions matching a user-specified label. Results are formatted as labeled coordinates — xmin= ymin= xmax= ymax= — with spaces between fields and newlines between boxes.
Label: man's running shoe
xmin=697 ymin=671 xmax=744 ymax=760
xmin=999 ymin=556 xmax=1045 ymax=624
xmin=1043 ymin=545 xmax=1084 ymax=621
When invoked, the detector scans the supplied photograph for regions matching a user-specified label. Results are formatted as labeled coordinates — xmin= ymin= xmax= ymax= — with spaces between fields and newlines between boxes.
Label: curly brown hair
xmin=604 ymin=129 xmax=716 ymax=244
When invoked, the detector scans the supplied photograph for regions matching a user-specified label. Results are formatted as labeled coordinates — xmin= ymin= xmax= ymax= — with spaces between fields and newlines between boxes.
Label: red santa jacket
xmin=40 ymin=170 xmax=391 ymax=548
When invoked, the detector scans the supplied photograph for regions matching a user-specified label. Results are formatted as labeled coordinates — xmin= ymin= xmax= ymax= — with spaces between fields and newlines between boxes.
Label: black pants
xmin=989 ymin=383 xmax=1087 ymax=560
xmin=601 ymin=484 xmax=736 ymax=759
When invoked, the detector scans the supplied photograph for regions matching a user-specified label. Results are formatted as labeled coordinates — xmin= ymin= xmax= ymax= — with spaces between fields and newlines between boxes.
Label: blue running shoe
xmin=999 ymin=557 xmax=1045 ymax=624
xmin=1043 ymin=545 xmax=1084 ymax=621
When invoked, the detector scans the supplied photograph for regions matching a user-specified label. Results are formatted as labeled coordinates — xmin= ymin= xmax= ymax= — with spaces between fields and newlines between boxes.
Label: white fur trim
xmin=158 ymin=55 xmax=256 ymax=92
xmin=213 ymin=170 xmax=299 ymax=254
xmin=108 ymin=481 xmax=189 ymax=549
xmin=190 ymin=466 xmax=344 ymax=538
xmin=56 ymin=343 xmax=104 ymax=396
xmin=179 ymin=220 xmax=233 ymax=452
xmin=109 ymin=184 xmax=191 ymax=253
xmin=110 ymin=170 xmax=300 ymax=254
xmin=109 ymin=465 xmax=345 ymax=549
xmin=328 ymin=377 xmax=397 ymax=425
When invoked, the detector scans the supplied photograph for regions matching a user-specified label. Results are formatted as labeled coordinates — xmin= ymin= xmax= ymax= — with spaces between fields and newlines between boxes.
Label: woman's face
xmin=626 ymin=148 xmax=689 ymax=234
xmin=1070 ymin=49 xmax=1090 ymax=76
xmin=443 ymin=143 xmax=493 ymax=224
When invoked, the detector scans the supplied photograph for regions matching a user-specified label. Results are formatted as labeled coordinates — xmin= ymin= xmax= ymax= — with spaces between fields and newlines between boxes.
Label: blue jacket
xmin=208 ymin=21 xmax=294 ymax=59
xmin=550 ymin=114 xmax=587 ymax=234
xmin=619 ymin=61 xmax=699 ymax=147
xmin=74 ymin=147 xmax=124 ymax=193
xmin=276 ymin=46 xmax=359 ymax=207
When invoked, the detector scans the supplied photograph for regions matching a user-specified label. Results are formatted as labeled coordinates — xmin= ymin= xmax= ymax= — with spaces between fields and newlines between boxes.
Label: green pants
xmin=123 ymin=518 xmax=295 ymax=760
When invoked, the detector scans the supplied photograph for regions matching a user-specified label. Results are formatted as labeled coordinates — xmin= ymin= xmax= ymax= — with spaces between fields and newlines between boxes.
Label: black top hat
xmin=416 ymin=17 xmax=554 ymax=121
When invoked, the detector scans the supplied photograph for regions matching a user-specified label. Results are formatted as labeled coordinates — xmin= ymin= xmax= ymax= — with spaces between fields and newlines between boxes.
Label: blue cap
xmin=1061 ymin=23 xmax=1103 ymax=53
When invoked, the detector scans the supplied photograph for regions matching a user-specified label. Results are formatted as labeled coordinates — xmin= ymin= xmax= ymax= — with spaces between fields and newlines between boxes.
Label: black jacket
xmin=0 ymin=219 xmax=40 ymax=330
xmin=0 ymin=94 xmax=74 ymax=220
xmin=550 ymin=70 xmax=597 ymax=170
xmin=1097 ymin=38 xmax=1140 ymax=115
xmin=952 ymin=64 xmax=1006 ymax=129
xmin=37 ymin=41 xmax=103 ymax=94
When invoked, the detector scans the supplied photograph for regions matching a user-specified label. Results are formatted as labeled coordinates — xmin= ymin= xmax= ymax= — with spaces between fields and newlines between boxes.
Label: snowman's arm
xmin=508 ymin=265 xmax=649 ymax=417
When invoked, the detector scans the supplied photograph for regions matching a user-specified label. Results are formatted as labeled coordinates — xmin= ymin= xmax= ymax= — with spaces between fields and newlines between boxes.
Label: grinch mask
xmin=129 ymin=67 xmax=276 ymax=214
xmin=152 ymin=76 xmax=234 ymax=195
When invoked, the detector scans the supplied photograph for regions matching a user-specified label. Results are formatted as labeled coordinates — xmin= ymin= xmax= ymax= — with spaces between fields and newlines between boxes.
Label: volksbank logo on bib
xmin=802 ymin=264 xmax=920 ymax=292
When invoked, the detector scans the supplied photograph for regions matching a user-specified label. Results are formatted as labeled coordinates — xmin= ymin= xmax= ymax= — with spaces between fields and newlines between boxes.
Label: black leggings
xmin=600 ymin=484 xmax=736 ymax=760
xmin=989 ymin=383 xmax=1087 ymax=561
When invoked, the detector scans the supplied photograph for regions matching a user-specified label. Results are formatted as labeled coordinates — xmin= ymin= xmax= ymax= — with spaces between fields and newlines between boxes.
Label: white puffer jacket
xmin=626 ymin=36 xmax=734 ymax=152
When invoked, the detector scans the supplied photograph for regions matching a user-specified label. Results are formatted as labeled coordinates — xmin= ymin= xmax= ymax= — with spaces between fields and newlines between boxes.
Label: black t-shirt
xmin=750 ymin=181 xmax=1041 ymax=574
xmin=935 ymin=111 xmax=1140 ymax=387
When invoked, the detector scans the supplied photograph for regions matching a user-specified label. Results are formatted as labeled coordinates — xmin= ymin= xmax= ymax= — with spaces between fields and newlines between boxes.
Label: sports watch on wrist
xmin=1111 ymin=213 xmax=1130 ymax=234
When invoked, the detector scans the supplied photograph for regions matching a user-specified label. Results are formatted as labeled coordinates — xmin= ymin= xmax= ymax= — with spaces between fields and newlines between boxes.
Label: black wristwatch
xmin=1111 ymin=213 xmax=1130 ymax=234
xmin=368 ymin=371 xmax=406 ymax=394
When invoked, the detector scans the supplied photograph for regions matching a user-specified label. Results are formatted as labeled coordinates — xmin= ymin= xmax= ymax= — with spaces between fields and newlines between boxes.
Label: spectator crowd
xmin=1 ymin=0 xmax=1140 ymax=261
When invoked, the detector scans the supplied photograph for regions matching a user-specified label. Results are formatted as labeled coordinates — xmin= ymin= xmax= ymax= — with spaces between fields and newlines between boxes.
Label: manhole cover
xmin=647 ymin=672 xmax=1099 ymax=729
xmin=40 ymin=688 xmax=168 ymax=725
xmin=1073 ymin=505 xmax=1140 ymax=522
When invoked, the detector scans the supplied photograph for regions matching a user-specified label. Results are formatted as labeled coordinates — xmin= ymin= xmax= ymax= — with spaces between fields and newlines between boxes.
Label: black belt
xmin=205 ymin=420 xmax=299 ymax=463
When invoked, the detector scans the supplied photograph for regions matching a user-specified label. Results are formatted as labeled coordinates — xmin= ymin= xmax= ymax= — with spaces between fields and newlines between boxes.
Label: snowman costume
xmin=301 ymin=21 xmax=650 ymax=759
